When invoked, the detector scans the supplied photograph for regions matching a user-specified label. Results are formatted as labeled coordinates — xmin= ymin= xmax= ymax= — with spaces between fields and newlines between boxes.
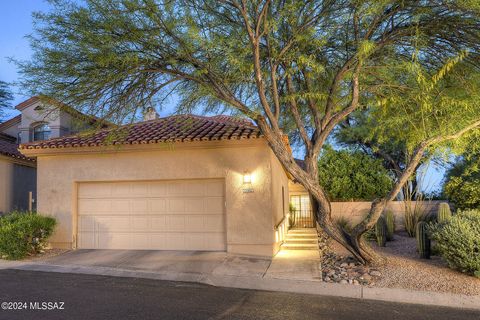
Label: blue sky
xmin=0 ymin=1 xmax=445 ymax=192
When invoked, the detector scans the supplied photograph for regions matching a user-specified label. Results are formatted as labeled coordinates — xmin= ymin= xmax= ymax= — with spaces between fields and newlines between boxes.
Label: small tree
xmin=318 ymin=147 xmax=393 ymax=201
xmin=444 ymin=148 xmax=480 ymax=210
xmin=17 ymin=1 xmax=480 ymax=264
xmin=0 ymin=81 xmax=13 ymax=120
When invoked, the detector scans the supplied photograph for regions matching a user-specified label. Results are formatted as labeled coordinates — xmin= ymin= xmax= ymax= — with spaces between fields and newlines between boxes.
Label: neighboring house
xmin=0 ymin=132 xmax=36 ymax=214
xmin=0 ymin=96 xmax=103 ymax=214
xmin=20 ymin=113 xmax=296 ymax=256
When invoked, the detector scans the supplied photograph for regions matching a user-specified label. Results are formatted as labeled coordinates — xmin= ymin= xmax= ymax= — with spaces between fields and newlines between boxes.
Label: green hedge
xmin=429 ymin=209 xmax=480 ymax=277
xmin=0 ymin=211 xmax=56 ymax=260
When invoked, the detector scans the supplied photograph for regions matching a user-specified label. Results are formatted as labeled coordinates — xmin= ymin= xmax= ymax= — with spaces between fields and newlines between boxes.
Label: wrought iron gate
xmin=290 ymin=195 xmax=315 ymax=228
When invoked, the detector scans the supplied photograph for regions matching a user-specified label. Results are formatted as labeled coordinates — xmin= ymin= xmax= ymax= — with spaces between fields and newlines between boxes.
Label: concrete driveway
xmin=41 ymin=250 xmax=275 ymax=278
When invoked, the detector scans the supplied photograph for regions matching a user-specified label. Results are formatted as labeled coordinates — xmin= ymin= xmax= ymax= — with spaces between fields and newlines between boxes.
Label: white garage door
xmin=77 ymin=179 xmax=226 ymax=251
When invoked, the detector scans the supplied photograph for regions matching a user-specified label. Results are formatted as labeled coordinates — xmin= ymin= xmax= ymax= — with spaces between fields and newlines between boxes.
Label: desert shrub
xmin=429 ymin=209 xmax=480 ymax=277
xmin=0 ymin=211 xmax=56 ymax=260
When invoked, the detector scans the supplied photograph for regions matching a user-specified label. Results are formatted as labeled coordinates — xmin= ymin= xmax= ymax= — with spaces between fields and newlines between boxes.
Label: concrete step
xmin=281 ymin=243 xmax=319 ymax=250
xmin=286 ymin=233 xmax=318 ymax=238
xmin=288 ymin=228 xmax=316 ymax=233
xmin=287 ymin=230 xmax=317 ymax=236
xmin=283 ymin=238 xmax=318 ymax=244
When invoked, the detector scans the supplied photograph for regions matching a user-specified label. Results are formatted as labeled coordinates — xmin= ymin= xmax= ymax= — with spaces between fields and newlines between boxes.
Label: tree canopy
xmin=318 ymin=147 xmax=393 ymax=201
xmin=17 ymin=0 xmax=480 ymax=264
xmin=0 ymin=81 xmax=13 ymax=119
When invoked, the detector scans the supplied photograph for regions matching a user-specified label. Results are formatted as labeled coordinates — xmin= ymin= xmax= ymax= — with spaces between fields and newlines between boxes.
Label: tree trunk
xmin=307 ymin=187 xmax=384 ymax=265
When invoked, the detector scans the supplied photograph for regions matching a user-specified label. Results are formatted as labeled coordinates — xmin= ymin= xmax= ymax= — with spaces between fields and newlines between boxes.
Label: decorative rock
xmin=361 ymin=273 xmax=372 ymax=281
xmin=340 ymin=263 xmax=348 ymax=268
xmin=353 ymin=280 xmax=359 ymax=285
xmin=340 ymin=280 xmax=348 ymax=284
xmin=370 ymin=270 xmax=381 ymax=277
xmin=324 ymin=277 xmax=331 ymax=282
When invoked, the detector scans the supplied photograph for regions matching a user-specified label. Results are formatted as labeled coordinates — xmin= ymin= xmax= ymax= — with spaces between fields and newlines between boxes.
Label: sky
xmin=0 ymin=1 xmax=446 ymax=192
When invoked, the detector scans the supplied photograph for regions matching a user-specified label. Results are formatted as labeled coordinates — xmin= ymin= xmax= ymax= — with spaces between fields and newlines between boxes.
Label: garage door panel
xmin=77 ymin=179 xmax=226 ymax=251
xmin=77 ymin=232 xmax=95 ymax=248
xmin=148 ymin=182 xmax=168 ymax=196
xmin=132 ymin=199 xmax=148 ymax=213
xmin=206 ymin=181 xmax=224 ymax=196
xmin=206 ymin=198 xmax=224 ymax=213
xmin=150 ymin=216 xmax=167 ymax=230
xmin=79 ymin=216 xmax=95 ymax=232
xmin=98 ymin=232 xmax=131 ymax=249
xmin=96 ymin=216 xmax=130 ymax=232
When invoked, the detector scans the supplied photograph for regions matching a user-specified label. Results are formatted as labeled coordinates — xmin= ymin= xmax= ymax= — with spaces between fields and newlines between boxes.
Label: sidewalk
xmin=2 ymin=249 xmax=479 ymax=311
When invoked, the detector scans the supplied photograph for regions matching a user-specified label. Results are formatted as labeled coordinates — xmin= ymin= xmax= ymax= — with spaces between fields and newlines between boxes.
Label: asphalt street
xmin=0 ymin=269 xmax=478 ymax=320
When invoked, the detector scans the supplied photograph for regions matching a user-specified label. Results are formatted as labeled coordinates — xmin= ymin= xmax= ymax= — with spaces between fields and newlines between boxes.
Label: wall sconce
xmin=242 ymin=171 xmax=254 ymax=193
xmin=243 ymin=171 xmax=252 ymax=185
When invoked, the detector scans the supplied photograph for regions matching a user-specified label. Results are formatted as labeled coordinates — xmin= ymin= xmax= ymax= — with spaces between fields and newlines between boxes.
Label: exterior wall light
xmin=243 ymin=171 xmax=252 ymax=185
xmin=242 ymin=171 xmax=254 ymax=193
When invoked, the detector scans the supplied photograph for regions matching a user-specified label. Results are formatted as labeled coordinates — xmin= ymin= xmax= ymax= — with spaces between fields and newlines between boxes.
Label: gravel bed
xmin=23 ymin=249 xmax=70 ymax=262
xmin=374 ymin=232 xmax=480 ymax=296
xmin=321 ymin=230 xmax=480 ymax=295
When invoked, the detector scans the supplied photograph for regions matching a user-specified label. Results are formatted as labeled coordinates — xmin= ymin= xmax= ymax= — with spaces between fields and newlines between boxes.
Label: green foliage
xmin=375 ymin=216 xmax=387 ymax=247
xmin=437 ymin=203 xmax=452 ymax=223
xmin=0 ymin=211 xmax=56 ymax=260
xmin=443 ymin=154 xmax=480 ymax=210
xmin=416 ymin=221 xmax=431 ymax=259
xmin=429 ymin=210 xmax=480 ymax=277
xmin=318 ymin=147 xmax=393 ymax=201
xmin=0 ymin=81 xmax=13 ymax=119
xmin=385 ymin=211 xmax=395 ymax=241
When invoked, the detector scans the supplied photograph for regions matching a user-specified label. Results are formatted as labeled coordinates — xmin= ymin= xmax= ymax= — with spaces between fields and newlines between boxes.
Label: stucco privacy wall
xmin=331 ymin=201 xmax=445 ymax=230
xmin=35 ymin=140 xmax=285 ymax=256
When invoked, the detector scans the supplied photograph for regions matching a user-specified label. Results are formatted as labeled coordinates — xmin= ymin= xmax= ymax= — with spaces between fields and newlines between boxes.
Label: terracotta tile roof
xmin=15 ymin=96 xmax=41 ymax=111
xmin=20 ymin=114 xmax=262 ymax=150
xmin=0 ymin=133 xmax=35 ymax=162
xmin=0 ymin=114 xmax=21 ymax=131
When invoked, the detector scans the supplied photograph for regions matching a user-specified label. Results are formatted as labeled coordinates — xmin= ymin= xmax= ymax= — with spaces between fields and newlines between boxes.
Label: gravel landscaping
xmin=374 ymin=232 xmax=480 ymax=296
xmin=22 ymin=248 xmax=69 ymax=262
xmin=321 ymin=229 xmax=480 ymax=296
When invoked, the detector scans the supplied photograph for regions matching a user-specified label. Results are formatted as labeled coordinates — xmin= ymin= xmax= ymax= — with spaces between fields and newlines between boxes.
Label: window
xmin=17 ymin=132 xmax=21 ymax=144
xmin=31 ymin=123 xmax=51 ymax=141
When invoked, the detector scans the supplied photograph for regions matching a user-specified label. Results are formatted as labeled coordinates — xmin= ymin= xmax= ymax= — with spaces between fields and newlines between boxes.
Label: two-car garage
xmin=76 ymin=179 xmax=226 ymax=251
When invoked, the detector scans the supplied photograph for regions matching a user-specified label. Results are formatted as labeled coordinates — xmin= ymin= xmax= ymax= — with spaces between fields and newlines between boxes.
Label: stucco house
xmin=19 ymin=113 xmax=301 ymax=256
xmin=0 ymin=96 xmax=103 ymax=214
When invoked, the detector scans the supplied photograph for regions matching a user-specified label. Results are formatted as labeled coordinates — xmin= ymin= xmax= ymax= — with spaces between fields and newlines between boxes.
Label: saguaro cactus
xmin=385 ymin=211 xmax=395 ymax=241
xmin=416 ymin=221 xmax=431 ymax=259
xmin=437 ymin=202 xmax=452 ymax=223
xmin=375 ymin=216 xmax=387 ymax=247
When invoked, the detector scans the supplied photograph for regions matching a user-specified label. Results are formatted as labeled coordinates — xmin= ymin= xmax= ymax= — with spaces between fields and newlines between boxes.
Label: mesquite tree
xmin=18 ymin=0 xmax=480 ymax=264
xmin=0 ymin=81 xmax=13 ymax=119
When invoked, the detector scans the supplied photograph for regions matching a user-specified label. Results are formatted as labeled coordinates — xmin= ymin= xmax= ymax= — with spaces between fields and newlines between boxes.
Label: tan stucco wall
xmin=34 ymin=140 xmax=289 ymax=256
xmin=269 ymin=150 xmax=290 ymax=252
xmin=0 ymin=158 xmax=13 ymax=214
xmin=0 ymin=157 xmax=36 ymax=214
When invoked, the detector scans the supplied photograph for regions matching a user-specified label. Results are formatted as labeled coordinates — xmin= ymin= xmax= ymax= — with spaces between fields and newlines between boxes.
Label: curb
xmin=9 ymin=262 xmax=480 ymax=311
